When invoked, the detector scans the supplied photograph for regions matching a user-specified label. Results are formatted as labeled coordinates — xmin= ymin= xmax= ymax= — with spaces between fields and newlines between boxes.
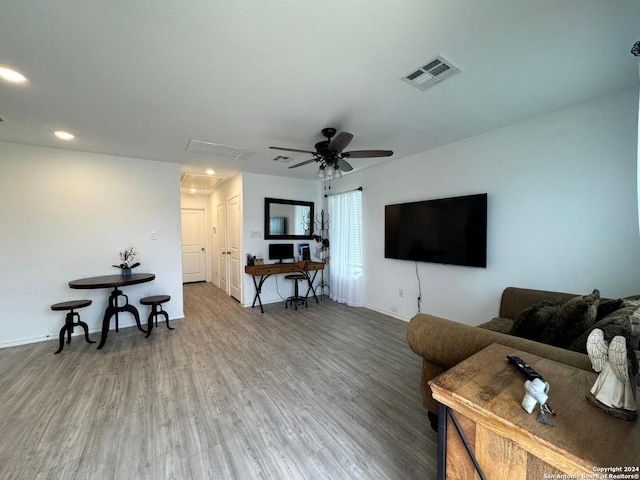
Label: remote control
xmin=506 ymin=355 xmax=544 ymax=381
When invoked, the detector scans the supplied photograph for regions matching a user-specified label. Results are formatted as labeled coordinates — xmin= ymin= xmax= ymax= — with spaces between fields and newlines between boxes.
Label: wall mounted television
xmin=384 ymin=193 xmax=487 ymax=268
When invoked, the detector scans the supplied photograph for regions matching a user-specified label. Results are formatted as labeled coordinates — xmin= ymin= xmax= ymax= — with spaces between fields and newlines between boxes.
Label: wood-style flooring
xmin=0 ymin=283 xmax=437 ymax=479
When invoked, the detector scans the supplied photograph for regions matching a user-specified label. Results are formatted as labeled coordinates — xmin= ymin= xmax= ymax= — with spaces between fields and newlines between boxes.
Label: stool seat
xmin=51 ymin=299 xmax=92 ymax=311
xmin=140 ymin=295 xmax=170 ymax=306
xmin=284 ymin=274 xmax=306 ymax=280
xmin=50 ymin=299 xmax=94 ymax=354
xmin=140 ymin=294 xmax=173 ymax=337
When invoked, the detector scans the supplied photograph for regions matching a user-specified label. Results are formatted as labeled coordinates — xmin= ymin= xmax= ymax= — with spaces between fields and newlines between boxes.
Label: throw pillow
xmin=510 ymin=299 xmax=565 ymax=342
xmin=569 ymin=306 xmax=636 ymax=354
xmin=540 ymin=289 xmax=600 ymax=348
xmin=596 ymin=298 xmax=624 ymax=321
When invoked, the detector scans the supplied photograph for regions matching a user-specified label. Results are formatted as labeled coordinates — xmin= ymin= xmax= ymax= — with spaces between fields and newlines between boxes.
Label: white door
xmin=181 ymin=209 xmax=207 ymax=283
xmin=217 ymin=202 xmax=228 ymax=294
xmin=228 ymin=194 xmax=242 ymax=301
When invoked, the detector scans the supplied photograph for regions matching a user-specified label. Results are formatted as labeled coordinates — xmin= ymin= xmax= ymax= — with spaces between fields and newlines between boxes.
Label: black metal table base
xmin=97 ymin=288 xmax=145 ymax=349
xmin=250 ymin=270 xmax=320 ymax=313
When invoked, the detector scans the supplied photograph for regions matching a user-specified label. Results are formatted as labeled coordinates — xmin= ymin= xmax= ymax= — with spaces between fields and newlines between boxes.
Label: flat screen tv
xmin=385 ymin=193 xmax=487 ymax=267
xmin=268 ymin=243 xmax=294 ymax=263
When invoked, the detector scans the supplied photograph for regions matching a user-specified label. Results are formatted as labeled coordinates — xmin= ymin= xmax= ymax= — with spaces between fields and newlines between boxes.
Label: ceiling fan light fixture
xmin=333 ymin=165 xmax=342 ymax=178
xmin=316 ymin=165 xmax=326 ymax=179
xmin=325 ymin=166 xmax=335 ymax=179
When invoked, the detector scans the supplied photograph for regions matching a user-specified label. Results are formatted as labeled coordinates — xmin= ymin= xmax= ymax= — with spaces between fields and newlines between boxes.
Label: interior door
xmin=228 ymin=194 xmax=242 ymax=301
xmin=181 ymin=208 xmax=207 ymax=283
xmin=217 ymin=202 xmax=228 ymax=294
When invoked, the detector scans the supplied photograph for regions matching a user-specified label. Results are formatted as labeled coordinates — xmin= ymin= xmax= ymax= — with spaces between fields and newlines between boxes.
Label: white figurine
xmin=586 ymin=328 xmax=637 ymax=421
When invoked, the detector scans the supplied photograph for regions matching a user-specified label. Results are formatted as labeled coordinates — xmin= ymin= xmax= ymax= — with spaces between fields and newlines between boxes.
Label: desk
xmin=429 ymin=343 xmax=640 ymax=479
xmin=245 ymin=262 xmax=324 ymax=313
xmin=69 ymin=273 xmax=155 ymax=349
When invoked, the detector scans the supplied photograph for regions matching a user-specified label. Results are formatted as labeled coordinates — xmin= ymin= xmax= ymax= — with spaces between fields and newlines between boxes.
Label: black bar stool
xmin=285 ymin=261 xmax=309 ymax=310
xmin=140 ymin=295 xmax=174 ymax=337
xmin=50 ymin=299 xmax=95 ymax=354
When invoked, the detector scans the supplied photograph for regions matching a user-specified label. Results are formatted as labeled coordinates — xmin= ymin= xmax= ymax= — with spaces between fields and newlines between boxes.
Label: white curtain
xmin=328 ymin=189 xmax=363 ymax=306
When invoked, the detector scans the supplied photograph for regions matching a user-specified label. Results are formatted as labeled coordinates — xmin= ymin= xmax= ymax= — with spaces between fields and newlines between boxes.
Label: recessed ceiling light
xmin=205 ymin=169 xmax=216 ymax=175
xmin=54 ymin=130 xmax=75 ymax=140
xmin=0 ymin=66 xmax=27 ymax=84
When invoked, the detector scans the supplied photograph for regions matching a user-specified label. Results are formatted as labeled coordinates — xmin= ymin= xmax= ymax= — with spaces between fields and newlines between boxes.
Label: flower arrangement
xmin=113 ymin=247 xmax=140 ymax=273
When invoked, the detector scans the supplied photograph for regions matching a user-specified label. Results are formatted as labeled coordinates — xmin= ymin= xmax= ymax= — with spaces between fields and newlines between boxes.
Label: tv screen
xmin=268 ymin=243 xmax=294 ymax=263
xmin=385 ymin=193 xmax=487 ymax=267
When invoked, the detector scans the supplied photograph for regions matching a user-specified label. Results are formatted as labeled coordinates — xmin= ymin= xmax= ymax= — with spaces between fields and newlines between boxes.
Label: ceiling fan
xmin=269 ymin=127 xmax=393 ymax=178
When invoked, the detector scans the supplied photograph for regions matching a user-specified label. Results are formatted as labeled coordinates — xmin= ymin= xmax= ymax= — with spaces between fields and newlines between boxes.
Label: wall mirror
xmin=264 ymin=197 xmax=314 ymax=240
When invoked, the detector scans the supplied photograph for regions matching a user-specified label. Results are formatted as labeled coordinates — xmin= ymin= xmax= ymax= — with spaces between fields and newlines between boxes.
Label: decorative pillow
xmin=569 ymin=306 xmax=635 ymax=353
xmin=596 ymin=298 xmax=624 ymax=321
xmin=510 ymin=299 xmax=565 ymax=342
xmin=540 ymin=289 xmax=600 ymax=348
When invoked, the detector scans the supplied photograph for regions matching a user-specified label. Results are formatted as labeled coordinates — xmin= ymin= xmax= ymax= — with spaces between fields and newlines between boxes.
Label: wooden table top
xmin=69 ymin=273 xmax=155 ymax=289
xmin=245 ymin=262 xmax=324 ymax=276
xmin=429 ymin=343 xmax=640 ymax=474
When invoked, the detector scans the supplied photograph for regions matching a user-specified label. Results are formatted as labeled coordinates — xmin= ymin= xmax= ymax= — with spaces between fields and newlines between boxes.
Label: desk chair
xmin=285 ymin=261 xmax=309 ymax=310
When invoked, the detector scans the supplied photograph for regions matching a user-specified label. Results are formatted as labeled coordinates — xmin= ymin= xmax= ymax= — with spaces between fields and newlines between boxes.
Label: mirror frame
xmin=264 ymin=197 xmax=314 ymax=240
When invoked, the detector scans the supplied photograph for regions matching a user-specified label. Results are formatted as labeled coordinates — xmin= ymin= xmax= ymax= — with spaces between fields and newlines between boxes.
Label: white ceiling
xmin=1 ymin=1 xmax=639 ymax=182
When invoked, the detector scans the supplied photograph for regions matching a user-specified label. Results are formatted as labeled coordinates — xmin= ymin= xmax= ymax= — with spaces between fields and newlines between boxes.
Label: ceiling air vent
xmin=272 ymin=155 xmax=292 ymax=163
xmin=185 ymin=139 xmax=255 ymax=160
xmin=180 ymin=173 xmax=224 ymax=193
xmin=402 ymin=54 xmax=461 ymax=91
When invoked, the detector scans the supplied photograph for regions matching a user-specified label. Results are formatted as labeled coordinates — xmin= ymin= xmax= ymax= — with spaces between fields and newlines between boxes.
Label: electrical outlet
xmin=399 ymin=289 xmax=404 ymax=298
xmin=150 ymin=230 xmax=158 ymax=240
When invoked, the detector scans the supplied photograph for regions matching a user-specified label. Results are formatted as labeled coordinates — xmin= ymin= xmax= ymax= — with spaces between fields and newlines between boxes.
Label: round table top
xmin=69 ymin=273 xmax=155 ymax=289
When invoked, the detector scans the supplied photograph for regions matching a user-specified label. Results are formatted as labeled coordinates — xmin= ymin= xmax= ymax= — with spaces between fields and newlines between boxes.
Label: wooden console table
xmin=429 ymin=343 xmax=639 ymax=479
xmin=245 ymin=262 xmax=324 ymax=313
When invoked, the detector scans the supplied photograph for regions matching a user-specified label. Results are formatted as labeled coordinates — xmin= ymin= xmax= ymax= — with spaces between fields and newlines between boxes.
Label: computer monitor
xmin=268 ymin=243 xmax=294 ymax=263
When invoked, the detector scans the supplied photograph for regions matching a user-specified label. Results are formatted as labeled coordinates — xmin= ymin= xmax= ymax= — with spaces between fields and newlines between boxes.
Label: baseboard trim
xmin=363 ymin=304 xmax=410 ymax=322
xmin=0 ymin=313 xmax=185 ymax=350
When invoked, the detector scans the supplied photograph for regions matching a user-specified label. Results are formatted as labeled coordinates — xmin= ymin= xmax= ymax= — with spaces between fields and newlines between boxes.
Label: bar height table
xmin=69 ymin=273 xmax=155 ymax=349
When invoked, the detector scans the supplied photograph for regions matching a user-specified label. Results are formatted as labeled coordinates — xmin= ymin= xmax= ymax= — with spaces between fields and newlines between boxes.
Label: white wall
xmin=241 ymin=173 xmax=323 ymax=306
xmin=0 ymin=142 xmax=184 ymax=347
xmin=331 ymin=88 xmax=640 ymax=325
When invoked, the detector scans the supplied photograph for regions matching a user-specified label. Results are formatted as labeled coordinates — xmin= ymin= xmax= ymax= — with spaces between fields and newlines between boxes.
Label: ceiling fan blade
xmin=336 ymin=158 xmax=353 ymax=172
xmin=342 ymin=149 xmax=393 ymax=158
xmin=269 ymin=146 xmax=316 ymax=154
xmin=288 ymin=158 xmax=317 ymax=169
xmin=328 ymin=132 xmax=353 ymax=153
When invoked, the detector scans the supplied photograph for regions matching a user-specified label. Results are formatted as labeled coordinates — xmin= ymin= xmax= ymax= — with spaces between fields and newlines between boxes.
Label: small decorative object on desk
xmin=586 ymin=325 xmax=638 ymax=421
xmin=112 ymin=247 xmax=140 ymax=276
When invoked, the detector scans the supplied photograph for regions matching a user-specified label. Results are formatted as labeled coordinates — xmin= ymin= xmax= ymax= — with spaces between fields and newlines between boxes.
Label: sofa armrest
xmin=407 ymin=313 xmax=593 ymax=372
